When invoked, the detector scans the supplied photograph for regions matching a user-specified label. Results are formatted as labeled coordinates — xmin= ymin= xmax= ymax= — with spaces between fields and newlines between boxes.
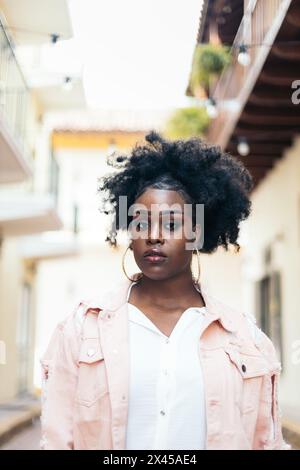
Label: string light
xmin=50 ymin=33 xmax=60 ymax=45
xmin=206 ymin=98 xmax=218 ymax=119
xmin=238 ymin=44 xmax=251 ymax=67
xmin=3 ymin=24 xmax=300 ymax=49
xmin=237 ymin=138 xmax=250 ymax=156
xmin=62 ymin=76 xmax=73 ymax=91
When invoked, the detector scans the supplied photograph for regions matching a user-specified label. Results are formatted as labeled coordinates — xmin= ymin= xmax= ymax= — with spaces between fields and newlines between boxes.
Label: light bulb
xmin=62 ymin=77 xmax=73 ymax=91
xmin=238 ymin=45 xmax=251 ymax=67
xmin=50 ymin=33 xmax=59 ymax=46
xmin=237 ymin=138 xmax=250 ymax=156
xmin=206 ymin=98 xmax=218 ymax=119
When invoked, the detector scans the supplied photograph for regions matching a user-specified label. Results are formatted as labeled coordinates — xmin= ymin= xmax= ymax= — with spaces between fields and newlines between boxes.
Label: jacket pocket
xmin=224 ymin=345 xmax=270 ymax=379
xmin=224 ymin=344 xmax=270 ymax=415
xmin=75 ymin=338 xmax=109 ymax=407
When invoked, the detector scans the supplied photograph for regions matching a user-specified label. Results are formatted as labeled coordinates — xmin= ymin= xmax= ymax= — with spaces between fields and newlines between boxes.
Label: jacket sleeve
xmin=253 ymin=331 xmax=291 ymax=450
xmin=40 ymin=305 xmax=81 ymax=450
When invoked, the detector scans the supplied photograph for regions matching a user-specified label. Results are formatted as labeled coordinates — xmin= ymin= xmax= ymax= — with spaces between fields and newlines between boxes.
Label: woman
xmin=40 ymin=132 xmax=290 ymax=450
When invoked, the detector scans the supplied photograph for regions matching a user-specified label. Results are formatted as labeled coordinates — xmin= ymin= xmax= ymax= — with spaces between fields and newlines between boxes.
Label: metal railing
xmin=0 ymin=19 xmax=31 ymax=161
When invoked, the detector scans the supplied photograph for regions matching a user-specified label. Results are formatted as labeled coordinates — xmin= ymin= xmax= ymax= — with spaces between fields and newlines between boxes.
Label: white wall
xmin=241 ymin=136 xmax=300 ymax=421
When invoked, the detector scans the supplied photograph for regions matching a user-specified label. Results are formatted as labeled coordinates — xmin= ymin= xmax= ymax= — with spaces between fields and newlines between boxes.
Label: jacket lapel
xmin=92 ymin=273 xmax=236 ymax=449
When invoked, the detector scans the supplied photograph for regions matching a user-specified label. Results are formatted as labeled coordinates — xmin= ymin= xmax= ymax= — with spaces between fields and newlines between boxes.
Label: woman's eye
xmin=132 ymin=220 xmax=148 ymax=231
xmin=164 ymin=221 xmax=181 ymax=231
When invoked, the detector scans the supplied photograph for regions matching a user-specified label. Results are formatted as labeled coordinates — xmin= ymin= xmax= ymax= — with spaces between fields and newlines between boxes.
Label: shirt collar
xmin=85 ymin=272 xmax=237 ymax=334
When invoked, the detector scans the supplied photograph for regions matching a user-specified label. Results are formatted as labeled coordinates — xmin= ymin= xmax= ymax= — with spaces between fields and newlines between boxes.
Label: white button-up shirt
xmin=125 ymin=282 xmax=207 ymax=450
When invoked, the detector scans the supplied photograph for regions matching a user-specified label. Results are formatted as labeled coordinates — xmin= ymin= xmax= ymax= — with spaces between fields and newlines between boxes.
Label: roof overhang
xmin=204 ymin=0 xmax=299 ymax=188
xmin=18 ymin=232 xmax=79 ymax=261
xmin=0 ymin=195 xmax=63 ymax=237
xmin=0 ymin=0 xmax=73 ymax=45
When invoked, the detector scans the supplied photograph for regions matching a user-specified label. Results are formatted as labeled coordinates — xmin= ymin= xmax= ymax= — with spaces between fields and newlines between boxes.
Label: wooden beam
xmin=240 ymin=110 xmax=300 ymax=126
xmin=285 ymin=7 xmax=300 ymax=28
xmin=230 ymin=155 xmax=280 ymax=167
xmin=227 ymin=142 xmax=290 ymax=155
xmin=250 ymin=84 xmax=293 ymax=100
xmin=271 ymin=45 xmax=300 ymax=61
xmin=247 ymin=168 xmax=270 ymax=178
xmin=244 ymin=105 xmax=299 ymax=117
xmin=234 ymin=128 xmax=297 ymax=140
xmin=248 ymin=93 xmax=293 ymax=107
xmin=260 ymin=67 xmax=300 ymax=86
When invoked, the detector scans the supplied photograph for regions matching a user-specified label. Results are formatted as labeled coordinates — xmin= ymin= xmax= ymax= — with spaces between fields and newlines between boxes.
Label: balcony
xmin=0 ymin=19 xmax=32 ymax=183
xmin=201 ymin=0 xmax=300 ymax=188
xmin=208 ymin=0 xmax=293 ymax=148
xmin=0 ymin=194 xmax=62 ymax=237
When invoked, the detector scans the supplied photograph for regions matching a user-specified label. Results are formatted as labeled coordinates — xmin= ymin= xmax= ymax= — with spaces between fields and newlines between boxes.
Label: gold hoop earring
xmin=191 ymin=248 xmax=201 ymax=285
xmin=122 ymin=245 xmax=143 ymax=282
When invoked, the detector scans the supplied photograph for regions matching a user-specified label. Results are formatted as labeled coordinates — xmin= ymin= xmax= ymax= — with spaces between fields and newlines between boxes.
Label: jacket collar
xmin=86 ymin=272 xmax=237 ymax=333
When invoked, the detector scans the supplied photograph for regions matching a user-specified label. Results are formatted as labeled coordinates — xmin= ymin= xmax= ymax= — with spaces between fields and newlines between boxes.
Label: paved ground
xmin=0 ymin=418 xmax=41 ymax=450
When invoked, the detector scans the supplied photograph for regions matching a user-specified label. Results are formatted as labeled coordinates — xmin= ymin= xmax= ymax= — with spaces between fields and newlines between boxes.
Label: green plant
xmin=190 ymin=44 xmax=231 ymax=94
xmin=164 ymin=107 xmax=210 ymax=140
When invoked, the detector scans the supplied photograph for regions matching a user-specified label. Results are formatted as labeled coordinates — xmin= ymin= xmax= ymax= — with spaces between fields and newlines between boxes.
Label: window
xmin=17 ymin=282 xmax=32 ymax=394
xmin=49 ymin=148 xmax=60 ymax=205
xmin=257 ymin=271 xmax=283 ymax=366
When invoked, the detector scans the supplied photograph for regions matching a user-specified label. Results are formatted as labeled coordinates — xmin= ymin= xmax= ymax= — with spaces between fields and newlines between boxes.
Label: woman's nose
xmin=147 ymin=221 xmax=164 ymax=244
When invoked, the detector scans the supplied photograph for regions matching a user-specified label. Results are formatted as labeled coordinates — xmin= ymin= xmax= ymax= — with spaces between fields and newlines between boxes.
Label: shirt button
xmin=241 ymin=364 xmax=247 ymax=373
xmin=87 ymin=348 xmax=95 ymax=357
xmin=163 ymin=369 xmax=168 ymax=375
xmin=165 ymin=338 xmax=170 ymax=344
xmin=160 ymin=410 xmax=166 ymax=416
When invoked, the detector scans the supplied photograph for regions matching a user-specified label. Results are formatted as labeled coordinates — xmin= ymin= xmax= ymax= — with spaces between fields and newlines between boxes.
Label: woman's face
xmin=128 ymin=188 xmax=201 ymax=281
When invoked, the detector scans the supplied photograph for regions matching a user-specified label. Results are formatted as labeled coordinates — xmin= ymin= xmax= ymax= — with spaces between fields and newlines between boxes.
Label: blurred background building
xmin=0 ymin=0 xmax=78 ymax=404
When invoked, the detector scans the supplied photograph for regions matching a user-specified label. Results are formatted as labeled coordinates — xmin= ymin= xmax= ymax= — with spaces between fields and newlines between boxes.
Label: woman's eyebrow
xmin=132 ymin=209 xmax=183 ymax=215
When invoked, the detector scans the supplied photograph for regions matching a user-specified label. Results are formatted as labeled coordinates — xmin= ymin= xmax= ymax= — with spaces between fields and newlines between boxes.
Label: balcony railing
xmin=207 ymin=0 xmax=292 ymax=147
xmin=0 ymin=19 xmax=31 ymax=164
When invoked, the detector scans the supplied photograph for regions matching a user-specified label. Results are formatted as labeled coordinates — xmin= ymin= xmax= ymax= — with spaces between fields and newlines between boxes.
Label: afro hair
xmin=98 ymin=131 xmax=253 ymax=253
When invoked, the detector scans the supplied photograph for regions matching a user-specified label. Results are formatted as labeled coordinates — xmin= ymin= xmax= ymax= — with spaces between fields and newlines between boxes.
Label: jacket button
xmin=87 ymin=348 xmax=95 ymax=357
xmin=241 ymin=364 xmax=247 ymax=373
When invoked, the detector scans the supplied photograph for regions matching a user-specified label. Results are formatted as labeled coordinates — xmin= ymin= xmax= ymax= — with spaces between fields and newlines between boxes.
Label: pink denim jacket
xmin=40 ymin=273 xmax=290 ymax=450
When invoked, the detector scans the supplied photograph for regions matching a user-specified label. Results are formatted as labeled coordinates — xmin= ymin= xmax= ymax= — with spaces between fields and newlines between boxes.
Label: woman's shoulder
xmin=56 ymin=277 xmax=130 ymax=336
xmin=205 ymin=291 xmax=280 ymax=367
xmin=60 ymin=297 xmax=102 ymax=336
xmin=41 ymin=298 xmax=102 ymax=366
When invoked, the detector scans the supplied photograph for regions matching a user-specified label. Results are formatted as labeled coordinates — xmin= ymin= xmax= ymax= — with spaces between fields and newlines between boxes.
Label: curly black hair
xmin=98 ymin=131 xmax=253 ymax=253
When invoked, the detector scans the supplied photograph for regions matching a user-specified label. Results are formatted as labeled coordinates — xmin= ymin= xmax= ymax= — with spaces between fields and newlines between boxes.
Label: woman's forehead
xmin=131 ymin=188 xmax=194 ymax=219
xmin=134 ymin=188 xmax=186 ymax=206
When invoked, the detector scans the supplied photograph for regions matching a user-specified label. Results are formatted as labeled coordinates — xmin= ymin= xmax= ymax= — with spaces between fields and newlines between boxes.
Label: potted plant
xmin=190 ymin=44 xmax=231 ymax=98
xmin=164 ymin=107 xmax=210 ymax=140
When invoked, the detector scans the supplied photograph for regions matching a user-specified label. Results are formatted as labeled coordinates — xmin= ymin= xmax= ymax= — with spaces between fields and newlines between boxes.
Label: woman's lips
xmin=144 ymin=255 xmax=167 ymax=263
